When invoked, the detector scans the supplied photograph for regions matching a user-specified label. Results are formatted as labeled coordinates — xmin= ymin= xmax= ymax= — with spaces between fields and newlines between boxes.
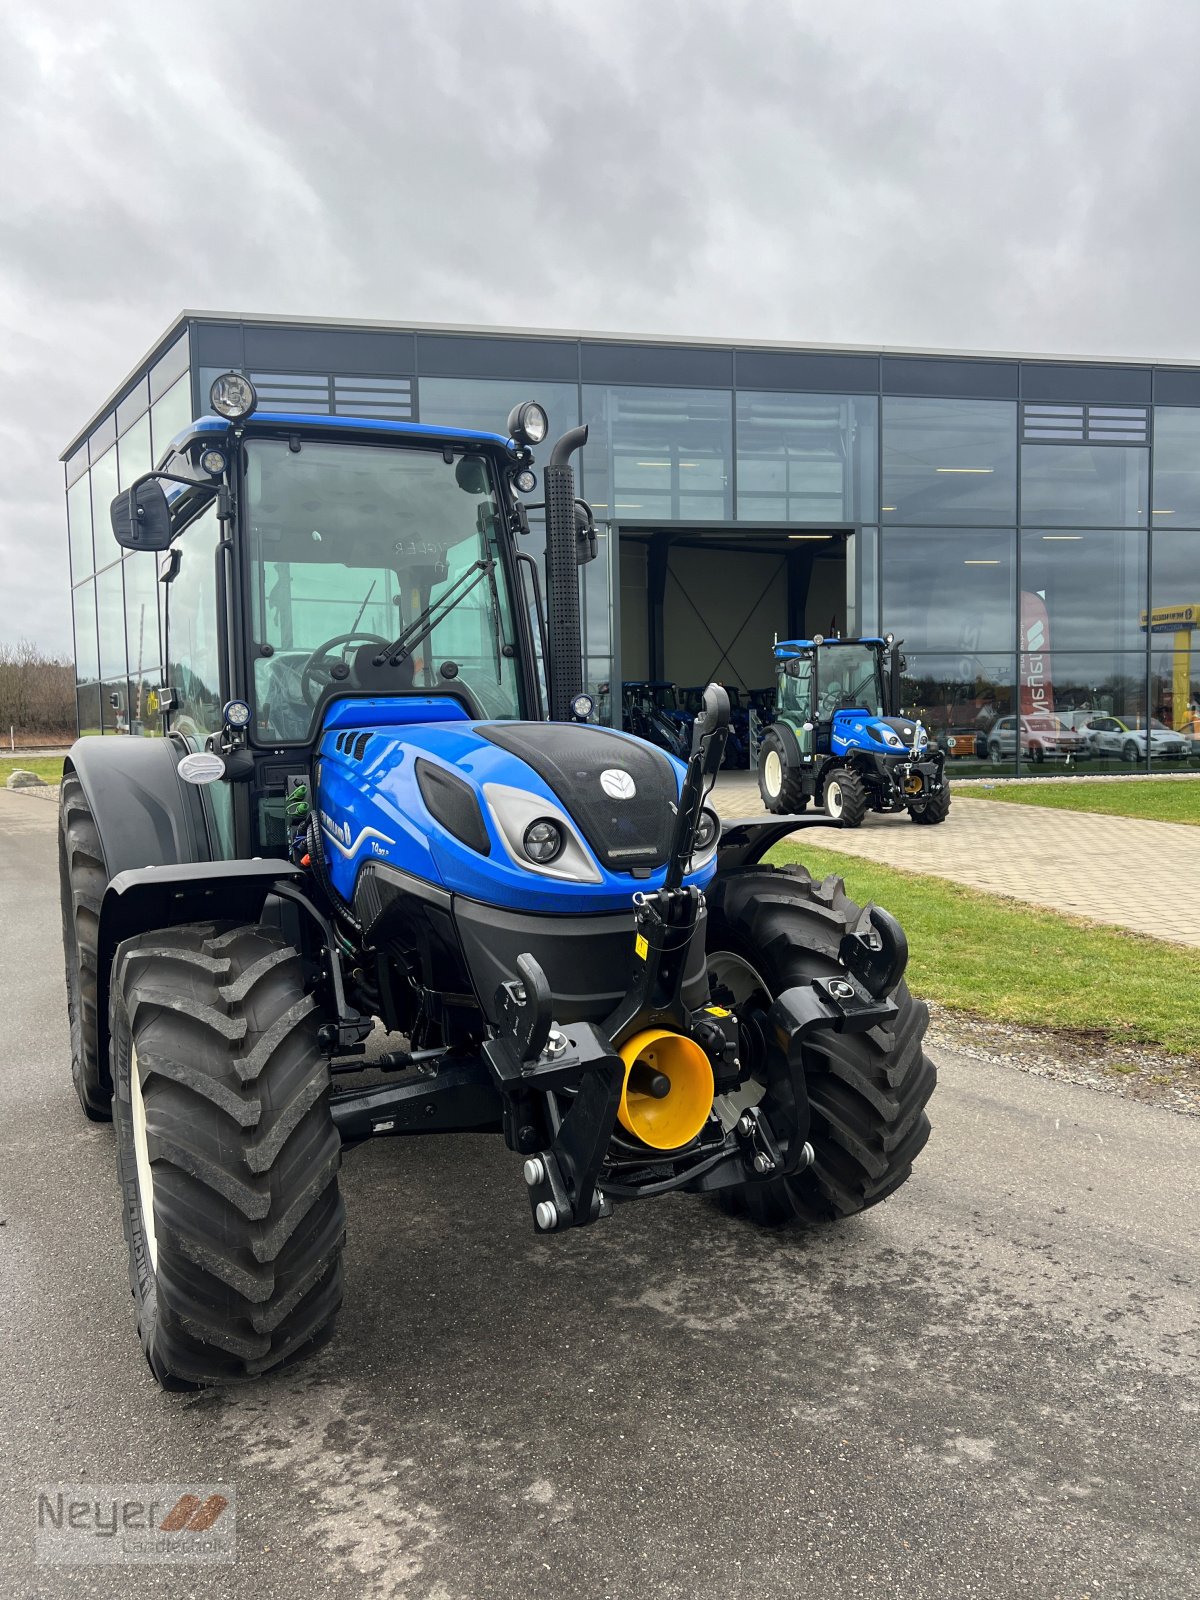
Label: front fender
xmin=95 ymin=859 xmax=305 ymax=1074
xmin=65 ymin=735 xmax=212 ymax=879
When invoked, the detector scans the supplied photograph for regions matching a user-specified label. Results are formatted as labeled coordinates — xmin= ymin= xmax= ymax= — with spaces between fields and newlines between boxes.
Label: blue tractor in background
xmin=58 ymin=376 xmax=936 ymax=1388
xmin=757 ymin=636 xmax=950 ymax=827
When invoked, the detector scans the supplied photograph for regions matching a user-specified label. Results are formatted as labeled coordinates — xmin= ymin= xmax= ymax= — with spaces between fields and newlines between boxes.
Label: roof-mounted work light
xmin=506 ymin=401 xmax=548 ymax=447
xmin=209 ymin=372 xmax=258 ymax=421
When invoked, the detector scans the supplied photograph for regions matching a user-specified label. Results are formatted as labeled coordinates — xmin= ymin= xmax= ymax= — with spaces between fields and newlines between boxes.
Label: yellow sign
xmin=145 ymin=689 xmax=160 ymax=716
xmin=1139 ymin=602 xmax=1199 ymax=632
xmin=634 ymin=933 xmax=649 ymax=962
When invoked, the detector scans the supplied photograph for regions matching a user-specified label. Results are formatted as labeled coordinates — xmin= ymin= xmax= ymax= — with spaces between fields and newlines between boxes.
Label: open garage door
xmin=620 ymin=529 xmax=849 ymax=695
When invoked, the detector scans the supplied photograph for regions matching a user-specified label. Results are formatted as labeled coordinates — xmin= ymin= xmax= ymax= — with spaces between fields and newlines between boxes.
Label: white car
xmin=1076 ymin=715 xmax=1190 ymax=762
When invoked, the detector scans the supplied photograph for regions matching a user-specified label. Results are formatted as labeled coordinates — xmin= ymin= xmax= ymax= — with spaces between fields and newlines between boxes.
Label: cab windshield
xmin=816 ymin=644 xmax=885 ymax=718
xmin=244 ymin=438 xmax=522 ymax=740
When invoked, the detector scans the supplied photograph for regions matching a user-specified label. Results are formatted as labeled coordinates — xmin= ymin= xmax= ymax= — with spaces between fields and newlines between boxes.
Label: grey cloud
xmin=2 ymin=0 xmax=1199 ymax=654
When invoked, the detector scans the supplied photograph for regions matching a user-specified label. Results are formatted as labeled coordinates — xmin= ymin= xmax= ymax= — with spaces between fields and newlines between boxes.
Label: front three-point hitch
xmin=481 ymin=685 xmax=912 ymax=1234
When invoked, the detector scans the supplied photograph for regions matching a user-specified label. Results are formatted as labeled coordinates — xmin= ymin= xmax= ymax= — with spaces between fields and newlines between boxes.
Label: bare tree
xmin=0 ymin=640 xmax=75 ymax=743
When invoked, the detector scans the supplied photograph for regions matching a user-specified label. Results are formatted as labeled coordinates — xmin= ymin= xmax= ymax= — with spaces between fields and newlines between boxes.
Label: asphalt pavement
xmin=0 ymin=791 xmax=1196 ymax=1600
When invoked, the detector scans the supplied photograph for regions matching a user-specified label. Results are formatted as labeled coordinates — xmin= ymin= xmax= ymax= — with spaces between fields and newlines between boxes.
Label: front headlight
xmin=881 ymin=729 xmax=904 ymax=748
xmin=483 ymin=783 xmax=602 ymax=883
xmin=523 ymin=819 xmax=564 ymax=863
xmin=688 ymin=806 xmax=721 ymax=871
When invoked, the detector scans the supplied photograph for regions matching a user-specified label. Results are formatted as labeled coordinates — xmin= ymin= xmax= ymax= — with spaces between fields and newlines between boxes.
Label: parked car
xmin=987 ymin=714 xmax=1088 ymax=763
xmin=1075 ymin=714 xmax=1191 ymax=762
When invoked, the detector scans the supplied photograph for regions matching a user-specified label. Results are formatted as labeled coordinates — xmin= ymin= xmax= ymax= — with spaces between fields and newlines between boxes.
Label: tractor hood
xmin=831 ymin=710 xmax=929 ymax=757
xmin=315 ymin=707 xmax=717 ymax=915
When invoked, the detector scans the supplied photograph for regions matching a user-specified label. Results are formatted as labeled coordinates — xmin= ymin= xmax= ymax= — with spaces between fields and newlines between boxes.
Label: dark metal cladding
xmin=477 ymin=721 xmax=678 ymax=871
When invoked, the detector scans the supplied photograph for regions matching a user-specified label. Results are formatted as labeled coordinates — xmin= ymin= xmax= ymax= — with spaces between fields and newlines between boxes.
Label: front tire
xmin=757 ymin=727 xmax=808 ymax=814
xmin=59 ymin=772 xmax=110 ymax=1120
xmin=1122 ymin=740 xmax=1140 ymax=764
xmin=821 ymin=768 xmax=868 ymax=827
xmin=706 ymin=865 xmax=935 ymax=1224
xmin=909 ymin=784 xmax=951 ymax=825
xmin=111 ymin=922 xmax=345 ymax=1388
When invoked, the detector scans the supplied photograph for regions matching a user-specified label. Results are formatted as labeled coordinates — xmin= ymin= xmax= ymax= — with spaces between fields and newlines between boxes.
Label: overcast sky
xmin=3 ymin=0 xmax=1199 ymax=655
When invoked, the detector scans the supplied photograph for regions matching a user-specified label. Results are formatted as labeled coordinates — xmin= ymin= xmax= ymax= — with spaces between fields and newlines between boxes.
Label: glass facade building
xmin=62 ymin=315 xmax=1200 ymax=774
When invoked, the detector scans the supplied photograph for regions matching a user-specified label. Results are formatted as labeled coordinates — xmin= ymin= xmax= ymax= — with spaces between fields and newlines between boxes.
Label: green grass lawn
xmin=0 ymin=755 xmax=65 ymax=785
xmin=768 ymin=839 xmax=1200 ymax=1059
xmin=955 ymin=776 xmax=1200 ymax=826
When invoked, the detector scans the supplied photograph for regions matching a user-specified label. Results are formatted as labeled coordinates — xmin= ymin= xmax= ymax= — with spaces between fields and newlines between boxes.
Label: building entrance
xmin=617 ymin=528 xmax=854 ymax=700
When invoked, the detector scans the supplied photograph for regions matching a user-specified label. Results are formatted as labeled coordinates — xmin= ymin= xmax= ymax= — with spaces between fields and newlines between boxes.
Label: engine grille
xmin=477 ymin=723 xmax=678 ymax=872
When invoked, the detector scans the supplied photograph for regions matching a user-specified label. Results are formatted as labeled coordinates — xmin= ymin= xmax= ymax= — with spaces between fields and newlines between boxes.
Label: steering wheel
xmin=300 ymin=632 xmax=392 ymax=706
xmin=818 ymin=686 xmax=846 ymax=719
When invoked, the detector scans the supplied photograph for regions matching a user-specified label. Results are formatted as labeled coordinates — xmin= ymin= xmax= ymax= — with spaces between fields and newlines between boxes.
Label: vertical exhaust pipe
xmin=544 ymin=425 xmax=589 ymax=721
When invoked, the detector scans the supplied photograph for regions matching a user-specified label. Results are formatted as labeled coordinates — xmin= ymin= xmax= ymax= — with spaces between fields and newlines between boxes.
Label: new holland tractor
xmin=58 ymin=375 xmax=936 ymax=1388
xmin=757 ymin=636 xmax=950 ymax=827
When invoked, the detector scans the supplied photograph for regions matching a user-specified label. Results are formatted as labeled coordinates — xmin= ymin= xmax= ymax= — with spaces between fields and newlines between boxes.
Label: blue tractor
xmin=757 ymin=636 xmax=950 ymax=827
xmin=59 ymin=375 xmax=936 ymax=1387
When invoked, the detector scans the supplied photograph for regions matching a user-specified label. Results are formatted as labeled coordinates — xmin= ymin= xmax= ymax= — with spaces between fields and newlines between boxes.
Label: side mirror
xmin=691 ymin=682 xmax=731 ymax=777
xmin=111 ymin=478 xmax=173 ymax=552
xmin=574 ymin=499 xmax=598 ymax=565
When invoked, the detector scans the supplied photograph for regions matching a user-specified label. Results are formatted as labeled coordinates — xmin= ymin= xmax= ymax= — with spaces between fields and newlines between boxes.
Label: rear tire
xmin=59 ymin=772 xmax=111 ymax=1120
xmin=822 ymin=768 xmax=868 ymax=828
xmin=111 ymin=922 xmax=345 ymax=1388
xmin=757 ymin=727 xmax=808 ymax=814
xmin=706 ymin=865 xmax=935 ymax=1224
xmin=908 ymin=785 xmax=951 ymax=825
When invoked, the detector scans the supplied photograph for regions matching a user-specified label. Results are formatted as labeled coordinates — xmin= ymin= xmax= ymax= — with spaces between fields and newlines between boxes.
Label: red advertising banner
xmin=1019 ymin=591 xmax=1053 ymax=718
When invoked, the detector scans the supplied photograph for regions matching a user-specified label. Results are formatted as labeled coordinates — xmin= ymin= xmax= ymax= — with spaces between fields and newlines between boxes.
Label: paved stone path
xmin=711 ymin=772 xmax=1200 ymax=947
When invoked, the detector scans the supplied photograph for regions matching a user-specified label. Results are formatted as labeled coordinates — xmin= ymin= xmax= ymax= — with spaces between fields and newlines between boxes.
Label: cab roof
xmin=164 ymin=411 xmax=516 ymax=465
xmin=775 ymin=636 xmax=886 ymax=656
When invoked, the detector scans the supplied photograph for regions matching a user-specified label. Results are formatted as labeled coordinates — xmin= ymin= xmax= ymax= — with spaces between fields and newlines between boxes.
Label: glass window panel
xmin=123 ymin=552 xmax=161 ymax=684
xmin=736 ymin=392 xmax=877 ymax=523
xmin=76 ymin=683 xmax=103 ymax=738
xmin=882 ymin=398 xmax=1016 ymax=524
xmin=1151 ymin=529 xmax=1200 ymax=617
xmin=1020 ymin=444 xmax=1148 ymax=527
xmin=582 ymin=386 xmax=732 ymax=522
xmin=1019 ymin=529 xmax=1146 ymax=652
xmin=65 ymin=441 xmax=89 ymax=487
xmin=150 ymin=331 xmax=190 ymax=402
xmin=72 ymin=579 xmax=99 ymax=683
xmin=1035 ymin=652 xmax=1147 ymax=773
xmin=67 ymin=473 xmax=94 ymax=582
xmin=117 ymin=413 xmax=152 ymax=490
xmin=89 ymin=447 xmax=120 ymax=567
xmin=881 ymin=528 xmax=1015 ymax=652
xmin=116 ymin=378 xmax=150 ymax=435
xmin=417 ymin=377 xmax=580 ymax=570
xmin=95 ymin=560 xmax=127 ymax=680
xmin=1151 ymin=408 xmax=1200 ymax=528
xmin=1151 ymin=648 xmax=1200 ymax=761
xmin=847 ymin=526 xmax=879 ymax=637
xmin=897 ymin=652 xmax=1014 ymax=774
xmin=150 ymin=374 xmax=194 ymax=464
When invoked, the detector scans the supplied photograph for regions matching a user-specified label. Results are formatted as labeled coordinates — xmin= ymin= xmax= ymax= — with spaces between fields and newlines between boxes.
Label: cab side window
xmin=164 ymin=501 xmax=233 ymax=856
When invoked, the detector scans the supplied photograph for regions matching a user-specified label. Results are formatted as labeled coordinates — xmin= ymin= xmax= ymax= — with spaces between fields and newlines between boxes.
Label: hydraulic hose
xmin=305 ymin=814 xmax=364 ymax=941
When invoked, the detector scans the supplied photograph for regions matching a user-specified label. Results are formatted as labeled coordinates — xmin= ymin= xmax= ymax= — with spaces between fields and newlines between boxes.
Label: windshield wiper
xmin=372 ymin=558 xmax=495 ymax=668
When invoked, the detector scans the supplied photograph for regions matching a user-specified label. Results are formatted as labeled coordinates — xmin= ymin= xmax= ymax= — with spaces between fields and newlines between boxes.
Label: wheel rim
xmin=706 ymin=952 xmax=770 ymax=1119
xmin=825 ymin=779 xmax=844 ymax=818
xmin=130 ymin=1044 xmax=158 ymax=1273
xmin=762 ymin=748 xmax=782 ymax=797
